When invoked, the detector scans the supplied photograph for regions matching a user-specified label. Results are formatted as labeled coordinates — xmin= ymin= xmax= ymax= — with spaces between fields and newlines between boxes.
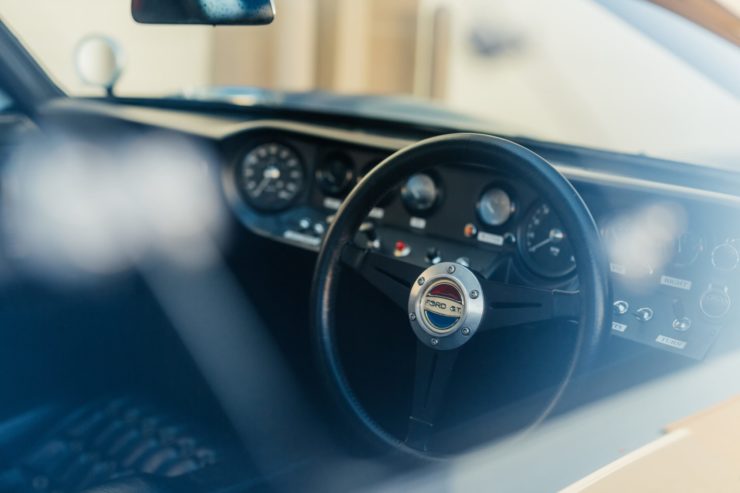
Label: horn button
xmin=409 ymin=262 xmax=485 ymax=350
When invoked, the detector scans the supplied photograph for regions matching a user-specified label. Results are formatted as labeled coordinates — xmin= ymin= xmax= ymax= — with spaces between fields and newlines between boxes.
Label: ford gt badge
xmin=422 ymin=280 xmax=465 ymax=333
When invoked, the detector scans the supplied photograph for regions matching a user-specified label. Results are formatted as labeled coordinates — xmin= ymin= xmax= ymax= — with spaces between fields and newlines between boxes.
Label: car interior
xmin=0 ymin=0 xmax=739 ymax=492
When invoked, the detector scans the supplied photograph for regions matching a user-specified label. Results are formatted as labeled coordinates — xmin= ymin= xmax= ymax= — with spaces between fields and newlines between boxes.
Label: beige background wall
xmin=417 ymin=0 xmax=740 ymax=163
xmin=0 ymin=0 xmax=417 ymax=97
xmin=0 ymin=0 xmax=213 ymax=96
xmin=1 ymin=0 xmax=739 ymax=167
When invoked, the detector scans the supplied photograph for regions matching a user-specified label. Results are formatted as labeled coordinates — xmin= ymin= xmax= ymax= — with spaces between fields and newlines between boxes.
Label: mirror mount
xmin=132 ymin=0 xmax=276 ymax=26
xmin=74 ymin=35 xmax=125 ymax=98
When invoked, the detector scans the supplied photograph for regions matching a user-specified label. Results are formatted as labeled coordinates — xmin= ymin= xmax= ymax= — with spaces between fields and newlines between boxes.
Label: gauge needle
xmin=528 ymin=237 xmax=553 ymax=253
xmin=529 ymin=228 xmax=565 ymax=253
xmin=252 ymin=166 xmax=281 ymax=197
xmin=252 ymin=176 xmax=271 ymax=198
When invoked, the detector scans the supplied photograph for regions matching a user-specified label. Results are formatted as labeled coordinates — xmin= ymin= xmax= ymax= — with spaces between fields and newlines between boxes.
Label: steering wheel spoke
xmin=341 ymin=243 xmax=424 ymax=311
xmin=405 ymin=342 xmax=458 ymax=451
xmin=478 ymin=278 xmax=580 ymax=330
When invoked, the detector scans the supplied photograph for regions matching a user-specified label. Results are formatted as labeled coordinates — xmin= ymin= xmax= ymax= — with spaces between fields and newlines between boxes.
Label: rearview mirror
xmin=131 ymin=0 xmax=275 ymax=25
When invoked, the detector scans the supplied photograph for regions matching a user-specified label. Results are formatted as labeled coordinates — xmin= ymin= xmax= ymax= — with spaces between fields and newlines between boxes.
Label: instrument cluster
xmin=230 ymin=136 xmax=581 ymax=282
xmin=226 ymin=133 xmax=739 ymax=360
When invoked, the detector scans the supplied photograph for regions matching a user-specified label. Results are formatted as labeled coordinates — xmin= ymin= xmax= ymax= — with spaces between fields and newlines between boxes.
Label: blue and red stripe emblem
xmin=422 ymin=281 xmax=465 ymax=331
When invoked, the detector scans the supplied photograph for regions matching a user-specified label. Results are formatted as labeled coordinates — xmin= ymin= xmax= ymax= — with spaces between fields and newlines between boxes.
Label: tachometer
xmin=519 ymin=202 xmax=576 ymax=277
xmin=239 ymin=142 xmax=305 ymax=211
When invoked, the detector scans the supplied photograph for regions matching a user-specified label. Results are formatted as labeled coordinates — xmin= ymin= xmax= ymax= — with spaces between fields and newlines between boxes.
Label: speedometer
xmin=519 ymin=202 xmax=576 ymax=278
xmin=239 ymin=142 xmax=305 ymax=211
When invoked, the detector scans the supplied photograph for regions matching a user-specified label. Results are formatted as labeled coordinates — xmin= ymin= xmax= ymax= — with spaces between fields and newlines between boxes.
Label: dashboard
xmin=219 ymin=125 xmax=740 ymax=361
xmin=33 ymin=99 xmax=740 ymax=362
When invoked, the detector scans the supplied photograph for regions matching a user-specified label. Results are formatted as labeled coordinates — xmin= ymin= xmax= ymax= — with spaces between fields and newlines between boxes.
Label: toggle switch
xmin=394 ymin=240 xmax=411 ymax=258
xmin=634 ymin=307 xmax=654 ymax=322
xmin=613 ymin=300 xmax=629 ymax=315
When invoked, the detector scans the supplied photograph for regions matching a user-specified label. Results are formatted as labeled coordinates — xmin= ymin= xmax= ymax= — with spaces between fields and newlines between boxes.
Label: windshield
xmin=2 ymin=0 xmax=740 ymax=167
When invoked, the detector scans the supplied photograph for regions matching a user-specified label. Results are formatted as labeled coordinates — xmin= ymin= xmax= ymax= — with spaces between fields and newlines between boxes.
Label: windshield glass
xmin=2 ymin=0 xmax=740 ymax=167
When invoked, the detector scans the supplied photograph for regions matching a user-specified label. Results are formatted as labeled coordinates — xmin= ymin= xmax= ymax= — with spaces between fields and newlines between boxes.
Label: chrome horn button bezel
xmin=409 ymin=262 xmax=485 ymax=350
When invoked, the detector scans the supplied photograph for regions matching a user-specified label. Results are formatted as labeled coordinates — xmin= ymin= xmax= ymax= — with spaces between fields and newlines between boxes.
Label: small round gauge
xmin=477 ymin=187 xmax=515 ymax=227
xmin=401 ymin=173 xmax=439 ymax=214
xmin=673 ymin=232 xmax=704 ymax=267
xmin=711 ymin=240 xmax=739 ymax=272
xmin=239 ymin=142 xmax=305 ymax=211
xmin=316 ymin=152 xmax=355 ymax=196
xmin=520 ymin=202 xmax=576 ymax=278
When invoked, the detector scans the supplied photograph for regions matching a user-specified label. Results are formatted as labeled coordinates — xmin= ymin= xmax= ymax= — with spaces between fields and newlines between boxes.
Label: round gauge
xmin=239 ymin=142 xmax=305 ymax=211
xmin=316 ymin=152 xmax=355 ymax=196
xmin=401 ymin=173 xmax=439 ymax=214
xmin=711 ymin=240 xmax=739 ymax=272
xmin=519 ymin=202 xmax=576 ymax=278
xmin=477 ymin=188 xmax=515 ymax=227
xmin=673 ymin=232 xmax=704 ymax=267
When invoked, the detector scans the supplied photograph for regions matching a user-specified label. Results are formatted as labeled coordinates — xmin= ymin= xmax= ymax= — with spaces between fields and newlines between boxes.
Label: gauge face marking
xmin=477 ymin=187 xmax=514 ymax=226
xmin=520 ymin=202 xmax=576 ymax=277
xmin=239 ymin=142 xmax=304 ymax=211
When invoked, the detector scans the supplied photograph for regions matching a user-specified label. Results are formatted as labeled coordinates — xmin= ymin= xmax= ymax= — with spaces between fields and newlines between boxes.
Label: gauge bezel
xmin=673 ymin=231 xmax=705 ymax=268
xmin=476 ymin=185 xmax=517 ymax=228
xmin=400 ymin=170 xmax=444 ymax=217
xmin=236 ymin=141 xmax=306 ymax=212
xmin=316 ymin=150 xmax=355 ymax=197
xmin=517 ymin=201 xmax=577 ymax=278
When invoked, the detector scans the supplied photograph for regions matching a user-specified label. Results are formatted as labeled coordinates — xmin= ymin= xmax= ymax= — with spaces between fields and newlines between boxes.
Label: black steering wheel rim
xmin=311 ymin=133 xmax=610 ymax=457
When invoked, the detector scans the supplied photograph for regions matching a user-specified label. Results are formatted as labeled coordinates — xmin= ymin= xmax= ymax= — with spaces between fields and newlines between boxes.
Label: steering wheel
xmin=311 ymin=133 xmax=609 ymax=456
